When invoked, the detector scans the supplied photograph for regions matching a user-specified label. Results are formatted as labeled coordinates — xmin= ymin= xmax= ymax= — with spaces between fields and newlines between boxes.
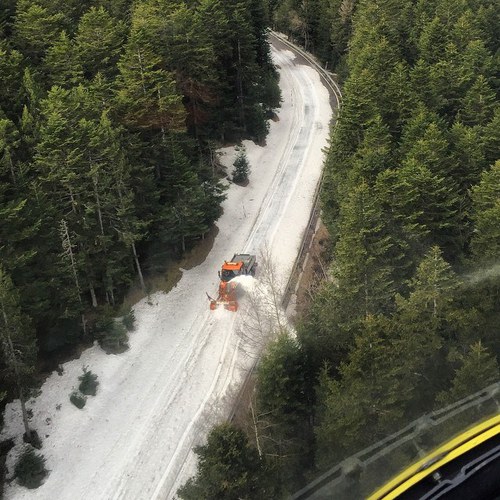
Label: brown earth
xmin=293 ymin=221 xmax=331 ymax=319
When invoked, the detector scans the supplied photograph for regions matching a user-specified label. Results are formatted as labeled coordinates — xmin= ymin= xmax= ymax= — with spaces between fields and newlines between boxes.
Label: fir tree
xmin=74 ymin=6 xmax=126 ymax=79
xmin=458 ymin=75 xmax=496 ymax=126
xmin=43 ymin=31 xmax=83 ymax=88
xmin=436 ymin=342 xmax=499 ymax=406
xmin=178 ymin=423 xmax=279 ymax=499
xmin=0 ymin=40 xmax=24 ymax=117
xmin=13 ymin=0 xmax=66 ymax=63
xmin=115 ymin=26 xmax=185 ymax=132
xmin=470 ymin=161 xmax=500 ymax=262
xmin=232 ymin=148 xmax=250 ymax=184
xmin=14 ymin=447 xmax=48 ymax=488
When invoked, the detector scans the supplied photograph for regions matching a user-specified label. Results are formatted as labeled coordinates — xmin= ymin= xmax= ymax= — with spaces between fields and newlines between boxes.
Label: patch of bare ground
xmin=293 ymin=221 xmax=331 ymax=319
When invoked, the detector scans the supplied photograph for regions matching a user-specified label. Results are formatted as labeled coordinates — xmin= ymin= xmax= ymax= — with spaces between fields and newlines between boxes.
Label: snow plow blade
xmin=207 ymin=293 xmax=238 ymax=312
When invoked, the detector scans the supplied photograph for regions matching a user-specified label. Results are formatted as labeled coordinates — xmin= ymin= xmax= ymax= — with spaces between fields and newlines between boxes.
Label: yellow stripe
xmin=368 ymin=414 xmax=500 ymax=499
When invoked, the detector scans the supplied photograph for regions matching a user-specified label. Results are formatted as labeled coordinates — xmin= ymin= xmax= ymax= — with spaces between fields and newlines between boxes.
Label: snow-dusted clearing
xmin=1 ymin=44 xmax=332 ymax=500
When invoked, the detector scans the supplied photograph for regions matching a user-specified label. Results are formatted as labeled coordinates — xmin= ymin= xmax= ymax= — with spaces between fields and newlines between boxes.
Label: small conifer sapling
xmin=232 ymin=148 xmax=251 ymax=185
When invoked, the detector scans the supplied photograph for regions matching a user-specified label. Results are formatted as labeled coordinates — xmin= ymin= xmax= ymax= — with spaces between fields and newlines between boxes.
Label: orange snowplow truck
xmin=208 ymin=254 xmax=257 ymax=312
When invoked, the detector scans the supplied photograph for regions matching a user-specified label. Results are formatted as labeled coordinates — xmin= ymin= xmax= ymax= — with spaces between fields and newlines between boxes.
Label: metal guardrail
xmin=269 ymin=30 xmax=342 ymax=310
xmin=291 ymin=383 xmax=500 ymax=499
xmin=270 ymin=31 xmax=343 ymax=111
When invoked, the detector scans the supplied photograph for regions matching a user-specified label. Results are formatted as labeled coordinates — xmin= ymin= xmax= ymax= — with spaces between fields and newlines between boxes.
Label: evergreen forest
xmin=1 ymin=0 xmax=499 ymax=496
xmin=0 ymin=0 xmax=280 ymax=415
xmin=181 ymin=0 xmax=500 ymax=497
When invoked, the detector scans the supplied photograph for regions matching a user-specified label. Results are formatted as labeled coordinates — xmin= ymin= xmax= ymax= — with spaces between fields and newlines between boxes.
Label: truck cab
xmin=218 ymin=254 xmax=257 ymax=282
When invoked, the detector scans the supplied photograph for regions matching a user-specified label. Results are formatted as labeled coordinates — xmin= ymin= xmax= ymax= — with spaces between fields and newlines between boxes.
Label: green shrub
xmin=95 ymin=308 xmax=129 ymax=353
xmin=232 ymin=148 xmax=251 ymax=184
xmin=14 ymin=447 xmax=48 ymax=489
xmin=99 ymin=321 xmax=128 ymax=353
xmin=78 ymin=367 xmax=99 ymax=396
xmin=122 ymin=308 xmax=136 ymax=332
xmin=70 ymin=391 xmax=86 ymax=409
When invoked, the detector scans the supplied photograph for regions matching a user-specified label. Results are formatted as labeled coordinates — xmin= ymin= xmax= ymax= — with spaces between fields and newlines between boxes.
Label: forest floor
xmin=0 ymin=43 xmax=332 ymax=500
xmin=294 ymin=221 xmax=331 ymax=318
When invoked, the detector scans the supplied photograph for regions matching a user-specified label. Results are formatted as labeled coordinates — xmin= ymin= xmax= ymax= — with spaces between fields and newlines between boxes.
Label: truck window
xmin=221 ymin=270 xmax=235 ymax=281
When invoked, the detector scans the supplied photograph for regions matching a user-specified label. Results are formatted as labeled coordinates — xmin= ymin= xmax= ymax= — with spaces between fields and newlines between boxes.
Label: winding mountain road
xmin=3 ymin=40 xmax=332 ymax=500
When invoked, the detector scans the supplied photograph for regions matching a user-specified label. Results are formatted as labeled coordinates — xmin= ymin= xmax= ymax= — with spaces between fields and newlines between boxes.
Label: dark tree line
xmin=0 ymin=0 xmax=280 ymax=412
xmin=183 ymin=0 xmax=500 ymax=497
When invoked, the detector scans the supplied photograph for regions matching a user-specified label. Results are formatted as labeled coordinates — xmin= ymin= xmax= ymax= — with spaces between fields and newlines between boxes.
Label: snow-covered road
xmin=2 ymin=44 xmax=332 ymax=500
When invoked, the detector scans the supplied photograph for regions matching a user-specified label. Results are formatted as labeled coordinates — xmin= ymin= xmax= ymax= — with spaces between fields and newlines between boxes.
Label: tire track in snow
xmin=113 ymin=45 xmax=325 ymax=500
xmin=149 ymin=317 xmax=240 ymax=500
xmin=244 ymin=50 xmax=319 ymax=266
xmin=90 ymin=307 xmax=214 ymax=498
xmin=243 ymin=48 xmax=303 ymax=254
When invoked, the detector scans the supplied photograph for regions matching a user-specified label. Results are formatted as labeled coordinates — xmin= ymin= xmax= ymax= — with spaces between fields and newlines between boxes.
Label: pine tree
xmin=177 ymin=423 xmax=278 ymax=499
xmin=232 ymin=148 xmax=250 ymax=184
xmin=43 ymin=31 xmax=83 ymax=88
xmin=74 ymin=6 xmax=126 ymax=79
xmin=436 ymin=342 xmax=499 ymax=406
xmin=470 ymin=161 xmax=500 ymax=262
